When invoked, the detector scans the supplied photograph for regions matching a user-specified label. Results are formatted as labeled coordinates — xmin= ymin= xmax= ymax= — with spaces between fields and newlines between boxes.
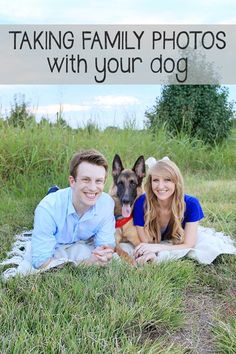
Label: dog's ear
xmin=112 ymin=154 xmax=124 ymax=182
xmin=132 ymin=156 xmax=146 ymax=185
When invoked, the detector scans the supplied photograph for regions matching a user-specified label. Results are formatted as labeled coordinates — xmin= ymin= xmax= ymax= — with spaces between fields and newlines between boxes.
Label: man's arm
xmin=32 ymin=205 xmax=57 ymax=268
xmin=90 ymin=197 xmax=116 ymax=265
xmin=94 ymin=198 xmax=116 ymax=249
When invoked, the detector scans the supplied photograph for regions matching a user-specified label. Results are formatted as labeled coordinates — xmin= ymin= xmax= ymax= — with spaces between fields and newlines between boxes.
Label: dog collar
xmin=115 ymin=215 xmax=133 ymax=228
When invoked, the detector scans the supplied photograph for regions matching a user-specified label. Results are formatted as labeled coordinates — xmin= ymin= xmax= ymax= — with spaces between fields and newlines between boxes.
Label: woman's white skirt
xmin=119 ymin=225 xmax=236 ymax=264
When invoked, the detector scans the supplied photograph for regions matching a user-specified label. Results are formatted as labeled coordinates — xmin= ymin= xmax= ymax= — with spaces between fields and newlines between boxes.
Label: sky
xmin=0 ymin=0 xmax=236 ymax=129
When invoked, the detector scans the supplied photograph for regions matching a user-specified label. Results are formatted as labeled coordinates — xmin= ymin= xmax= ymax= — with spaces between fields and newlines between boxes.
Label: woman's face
xmin=151 ymin=173 xmax=175 ymax=202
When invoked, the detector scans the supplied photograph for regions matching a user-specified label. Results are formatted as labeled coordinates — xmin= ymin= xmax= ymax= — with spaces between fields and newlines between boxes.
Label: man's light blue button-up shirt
xmin=32 ymin=188 xmax=115 ymax=268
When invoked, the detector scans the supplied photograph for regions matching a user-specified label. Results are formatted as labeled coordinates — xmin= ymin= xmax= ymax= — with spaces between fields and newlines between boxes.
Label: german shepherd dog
xmin=110 ymin=154 xmax=146 ymax=264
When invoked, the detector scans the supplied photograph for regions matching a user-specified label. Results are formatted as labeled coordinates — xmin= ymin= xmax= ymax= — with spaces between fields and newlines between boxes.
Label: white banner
xmin=0 ymin=24 xmax=235 ymax=84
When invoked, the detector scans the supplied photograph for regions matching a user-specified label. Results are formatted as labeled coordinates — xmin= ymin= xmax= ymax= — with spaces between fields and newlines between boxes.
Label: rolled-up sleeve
xmin=32 ymin=205 xmax=57 ymax=268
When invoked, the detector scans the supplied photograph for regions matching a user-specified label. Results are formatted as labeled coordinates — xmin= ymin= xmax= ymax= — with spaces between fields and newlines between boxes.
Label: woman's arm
xmin=135 ymin=221 xmax=198 ymax=257
xmin=136 ymin=226 xmax=153 ymax=243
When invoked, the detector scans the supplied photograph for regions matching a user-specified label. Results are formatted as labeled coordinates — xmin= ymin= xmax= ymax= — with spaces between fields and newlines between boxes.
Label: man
xmin=32 ymin=149 xmax=115 ymax=269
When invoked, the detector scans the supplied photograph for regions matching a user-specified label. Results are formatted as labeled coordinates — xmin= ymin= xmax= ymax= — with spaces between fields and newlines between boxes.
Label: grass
xmin=214 ymin=319 xmax=236 ymax=354
xmin=1 ymin=262 xmax=194 ymax=353
xmin=0 ymin=123 xmax=236 ymax=353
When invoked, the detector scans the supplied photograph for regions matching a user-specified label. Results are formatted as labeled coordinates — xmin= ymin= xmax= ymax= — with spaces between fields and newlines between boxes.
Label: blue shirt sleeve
xmin=93 ymin=196 xmax=116 ymax=248
xmin=182 ymin=195 xmax=204 ymax=228
xmin=31 ymin=205 xmax=57 ymax=268
xmin=133 ymin=194 xmax=146 ymax=227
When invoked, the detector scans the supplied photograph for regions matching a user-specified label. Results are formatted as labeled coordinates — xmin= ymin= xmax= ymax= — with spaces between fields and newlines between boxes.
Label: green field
xmin=0 ymin=123 xmax=235 ymax=353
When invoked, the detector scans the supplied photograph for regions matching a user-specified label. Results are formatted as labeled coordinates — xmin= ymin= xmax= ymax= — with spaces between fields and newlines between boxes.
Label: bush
xmin=6 ymin=94 xmax=35 ymax=128
xmin=145 ymin=85 xmax=234 ymax=145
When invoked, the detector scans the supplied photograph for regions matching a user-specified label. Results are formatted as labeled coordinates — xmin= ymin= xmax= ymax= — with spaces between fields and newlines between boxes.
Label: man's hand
xmin=84 ymin=245 xmax=114 ymax=266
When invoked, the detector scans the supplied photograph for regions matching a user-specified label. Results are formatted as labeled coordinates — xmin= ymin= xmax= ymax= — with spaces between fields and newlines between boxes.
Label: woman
xmin=133 ymin=158 xmax=204 ymax=264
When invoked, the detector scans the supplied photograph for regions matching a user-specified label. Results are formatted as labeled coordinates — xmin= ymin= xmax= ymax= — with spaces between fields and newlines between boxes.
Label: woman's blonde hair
xmin=144 ymin=159 xmax=185 ymax=244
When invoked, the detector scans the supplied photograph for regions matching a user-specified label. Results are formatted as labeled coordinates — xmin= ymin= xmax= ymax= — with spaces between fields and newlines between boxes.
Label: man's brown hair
xmin=70 ymin=149 xmax=108 ymax=180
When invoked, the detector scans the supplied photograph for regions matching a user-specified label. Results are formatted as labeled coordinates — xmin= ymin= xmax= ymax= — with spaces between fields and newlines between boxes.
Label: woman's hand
xmin=135 ymin=251 xmax=157 ymax=264
xmin=134 ymin=243 xmax=159 ymax=258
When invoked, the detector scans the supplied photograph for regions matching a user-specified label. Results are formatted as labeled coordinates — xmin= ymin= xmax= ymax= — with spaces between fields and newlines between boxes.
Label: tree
xmin=6 ymin=95 xmax=35 ymax=128
xmin=145 ymin=85 xmax=234 ymax=145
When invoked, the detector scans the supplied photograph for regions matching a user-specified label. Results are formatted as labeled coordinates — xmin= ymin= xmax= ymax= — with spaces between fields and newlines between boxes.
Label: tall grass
xmin=1 ymin=124 xmax=235 ymax=186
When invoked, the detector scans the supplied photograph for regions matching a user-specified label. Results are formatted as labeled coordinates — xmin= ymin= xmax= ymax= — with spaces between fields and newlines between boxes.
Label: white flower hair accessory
xmin=161 ymin=156 xmax=170 ymax=161
xmin=145 ymin=157 xmax=157 ymax=169
xmin=145 ymin=156 xmax=170 ymax=169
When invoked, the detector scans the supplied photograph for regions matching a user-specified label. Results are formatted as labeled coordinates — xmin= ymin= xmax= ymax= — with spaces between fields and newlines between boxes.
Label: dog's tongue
xmin=122 ymin=204 xmax=131 ymax=218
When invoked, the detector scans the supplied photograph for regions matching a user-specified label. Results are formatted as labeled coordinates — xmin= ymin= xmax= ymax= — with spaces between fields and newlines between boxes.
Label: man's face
xmin=69 ymin=161 xmax=106 ymax=213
